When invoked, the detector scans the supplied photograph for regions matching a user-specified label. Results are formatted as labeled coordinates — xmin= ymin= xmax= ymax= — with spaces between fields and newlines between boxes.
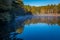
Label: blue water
xmin=14 ymin=16 xmax=60 ymax=40
xmin=16 ymin=23 xmax=60 ymax=40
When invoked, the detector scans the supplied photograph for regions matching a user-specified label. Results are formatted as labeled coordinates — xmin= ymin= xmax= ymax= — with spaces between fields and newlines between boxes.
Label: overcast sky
xmin=23 ymin=0 xmax=60 ymax=6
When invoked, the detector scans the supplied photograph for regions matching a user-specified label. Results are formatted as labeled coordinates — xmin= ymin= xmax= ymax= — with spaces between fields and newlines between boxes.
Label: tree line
xmin=24 ymin=4 xmax=60 ymax=15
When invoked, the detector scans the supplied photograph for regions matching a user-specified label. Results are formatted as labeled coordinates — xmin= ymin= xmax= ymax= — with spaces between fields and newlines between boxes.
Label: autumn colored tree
xmin=24 ymin=3 xmax=60 ymax=14
xmin=57 ymin=3 xmax=60 ymax=13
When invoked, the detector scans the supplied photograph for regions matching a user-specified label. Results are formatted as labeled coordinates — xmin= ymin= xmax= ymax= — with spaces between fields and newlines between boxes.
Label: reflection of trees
xmin=25 ymin=16 xmax=60 ymax=25
xmin=57 ymin=19 xmax=60 ymax=25
xmin=9 ymin=23 xmax=25 ymax=40
xmin=16 ymin=23 xmax=25 ymax=33
xmin=57 ymin=17 xmax=60 ymax=25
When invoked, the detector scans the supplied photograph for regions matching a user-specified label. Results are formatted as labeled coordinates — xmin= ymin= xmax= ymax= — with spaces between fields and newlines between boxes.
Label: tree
xmin=57 ymin=3 xmax=60 ymax=13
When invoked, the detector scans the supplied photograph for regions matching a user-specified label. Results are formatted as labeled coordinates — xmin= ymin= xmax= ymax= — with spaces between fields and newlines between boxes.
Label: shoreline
xmin=34 ymin=14 xmax=60 ymax=16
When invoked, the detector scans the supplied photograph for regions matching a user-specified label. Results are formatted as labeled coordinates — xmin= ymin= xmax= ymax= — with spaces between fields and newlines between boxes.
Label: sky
xmin=23 ymin=0 xmax=60 ymax=6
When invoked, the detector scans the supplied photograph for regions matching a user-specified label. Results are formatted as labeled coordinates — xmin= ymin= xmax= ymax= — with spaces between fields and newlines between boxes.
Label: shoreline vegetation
xmin=24 ymin=4 xmax=60 ymax=15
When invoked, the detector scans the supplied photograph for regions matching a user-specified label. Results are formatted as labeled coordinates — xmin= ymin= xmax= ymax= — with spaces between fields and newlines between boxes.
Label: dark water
xmin=15 ymin=16 xmax=60 ymax=40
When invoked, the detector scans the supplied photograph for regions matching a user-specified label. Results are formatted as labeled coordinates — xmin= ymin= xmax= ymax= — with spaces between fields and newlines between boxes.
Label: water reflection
xmin=9 ymin=15 xmax=32 ymax=40
xmin=15 ymin=15 xmax=32 ymax=33
xmin=25 ymin=16 xmax=60 ymax=25
xmin=13 ymin=16 xmax=60 ymax=35
xmin=9 ymin=16 xmax=60 ymax=40
xmin=16 ymin=16 xmax=60 ymax=40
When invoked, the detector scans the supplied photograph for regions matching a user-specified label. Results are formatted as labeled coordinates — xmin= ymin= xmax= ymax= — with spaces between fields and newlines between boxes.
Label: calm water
xmin=16 ymin=16 xmax=60 ymax=40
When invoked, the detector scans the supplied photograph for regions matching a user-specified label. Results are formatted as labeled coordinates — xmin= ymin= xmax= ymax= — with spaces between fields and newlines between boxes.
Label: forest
xmin=24 ymin=4 xmax=60 ymax=15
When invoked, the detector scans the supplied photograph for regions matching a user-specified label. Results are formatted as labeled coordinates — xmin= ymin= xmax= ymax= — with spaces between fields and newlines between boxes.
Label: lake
xmin=15 ymin=16 xmax=60 ymax=40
